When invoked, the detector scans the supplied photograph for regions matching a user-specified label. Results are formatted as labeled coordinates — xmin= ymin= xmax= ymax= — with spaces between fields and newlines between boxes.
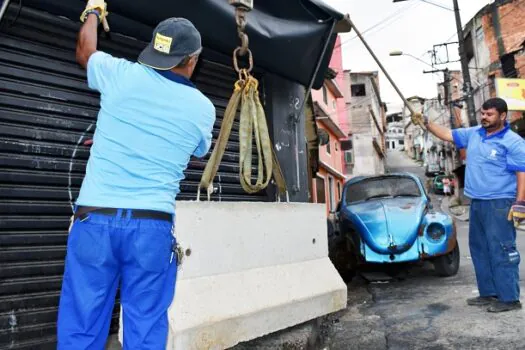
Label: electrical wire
xmin=334 ymin=2 xmax=420 ymax=49
xmin=419 ymin=0 xmax=453 ymax=11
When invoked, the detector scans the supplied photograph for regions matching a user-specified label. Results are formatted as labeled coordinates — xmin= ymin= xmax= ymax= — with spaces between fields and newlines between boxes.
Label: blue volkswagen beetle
xmin=328 ymin=173 xmax=460 ymax=280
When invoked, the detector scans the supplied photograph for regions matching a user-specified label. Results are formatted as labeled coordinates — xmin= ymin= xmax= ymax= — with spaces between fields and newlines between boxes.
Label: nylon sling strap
xmin=197 ymin=61 xmax=288 ymax=201
xmin=197 ymin=2 xmax=287 ymax=201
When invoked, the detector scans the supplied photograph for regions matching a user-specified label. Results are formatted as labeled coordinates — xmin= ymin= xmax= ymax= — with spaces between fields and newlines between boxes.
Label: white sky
xmin=324 ymin=0 xmax=493 ymax=113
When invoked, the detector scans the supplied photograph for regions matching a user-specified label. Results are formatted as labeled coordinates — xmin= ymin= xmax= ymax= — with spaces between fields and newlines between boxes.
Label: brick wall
xmin=482 ymin=0 xmax=525 ymax=74
xmin=517 ymin=52 xmax=525 ymax=77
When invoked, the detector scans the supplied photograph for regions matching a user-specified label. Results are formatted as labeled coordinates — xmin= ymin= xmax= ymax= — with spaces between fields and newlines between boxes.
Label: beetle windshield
xmin=345 ymin=176 xmax=421 ymax=204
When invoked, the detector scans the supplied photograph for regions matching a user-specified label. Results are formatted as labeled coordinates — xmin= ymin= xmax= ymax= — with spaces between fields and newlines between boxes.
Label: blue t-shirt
xmin=76 ymin=51 xmax=216 ymax=214
xmin=452 ymin=123 xmax=525 ymax=200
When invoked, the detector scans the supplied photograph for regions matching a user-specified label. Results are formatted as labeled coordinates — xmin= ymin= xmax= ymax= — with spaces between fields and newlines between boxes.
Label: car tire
xmin=328 ymin=235 xmax=358 ymax=283
xmin=433 ymin=243 xmax=460 ymax=277
xmin=330 ymin=247 xmax=357 ymax=283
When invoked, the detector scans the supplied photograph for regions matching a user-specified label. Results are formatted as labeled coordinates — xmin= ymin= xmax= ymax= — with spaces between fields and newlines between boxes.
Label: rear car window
xmin=345 ymin=176 xmax=421 ymax=204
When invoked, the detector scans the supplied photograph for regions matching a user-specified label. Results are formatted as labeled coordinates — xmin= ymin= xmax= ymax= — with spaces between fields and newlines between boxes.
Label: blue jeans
xmin=57 ymin=210 xmax=177 ymax=349
xmin=470 ymin=199 xmax=520 ymax=302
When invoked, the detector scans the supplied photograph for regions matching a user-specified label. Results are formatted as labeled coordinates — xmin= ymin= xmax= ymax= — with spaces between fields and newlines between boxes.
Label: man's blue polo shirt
xmin=76 ymin=51 xmax=216 ymax=214
xmin=452 ymin=122 xmax=525 ymax=200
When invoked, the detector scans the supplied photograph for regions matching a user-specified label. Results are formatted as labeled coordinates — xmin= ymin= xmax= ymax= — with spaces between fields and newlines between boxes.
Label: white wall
xmin=352 ymin=134 xmax=384 ymax=175
xmin=349 ymin=72 xmax=386 ymax=174
xmin=386 ymin=122 xmax=404 ymax=150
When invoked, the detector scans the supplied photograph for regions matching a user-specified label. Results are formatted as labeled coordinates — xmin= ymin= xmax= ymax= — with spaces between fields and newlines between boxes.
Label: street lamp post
xmin=389 ymin=50 xmax=434 ymax=69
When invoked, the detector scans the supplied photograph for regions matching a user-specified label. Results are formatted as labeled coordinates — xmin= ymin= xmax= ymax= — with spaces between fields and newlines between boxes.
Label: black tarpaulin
xmin=20 ymin=0 xmax=350 ymax=90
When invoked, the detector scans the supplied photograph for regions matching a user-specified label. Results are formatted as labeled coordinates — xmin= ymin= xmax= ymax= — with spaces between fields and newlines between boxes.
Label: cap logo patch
xmin=154 ymin=33 xmax=172 ymax=54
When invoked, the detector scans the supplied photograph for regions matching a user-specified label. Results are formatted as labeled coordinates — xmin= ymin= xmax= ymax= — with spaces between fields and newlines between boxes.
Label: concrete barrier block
xmin=119 ymin=201 xmax=347 ymax=349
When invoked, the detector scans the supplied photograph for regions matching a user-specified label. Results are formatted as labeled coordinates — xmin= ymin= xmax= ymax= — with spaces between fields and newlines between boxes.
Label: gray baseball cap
xmin=138 ymin=18 xmax=202 ymax=70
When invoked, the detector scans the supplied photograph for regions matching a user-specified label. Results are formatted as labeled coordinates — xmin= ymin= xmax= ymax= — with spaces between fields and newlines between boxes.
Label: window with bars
xmin=344 ymin=151 xmax=353 ymax=164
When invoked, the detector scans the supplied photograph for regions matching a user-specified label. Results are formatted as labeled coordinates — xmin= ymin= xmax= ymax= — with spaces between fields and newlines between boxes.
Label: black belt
xmin=74 ymin=206 xmax=173 ymax=222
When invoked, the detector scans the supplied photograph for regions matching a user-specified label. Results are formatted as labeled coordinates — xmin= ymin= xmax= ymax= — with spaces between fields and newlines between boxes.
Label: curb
xmin=440 ymin=196 xmax=469 ymax=222
xmin=231 ymin=320 xmax=320 ymax=350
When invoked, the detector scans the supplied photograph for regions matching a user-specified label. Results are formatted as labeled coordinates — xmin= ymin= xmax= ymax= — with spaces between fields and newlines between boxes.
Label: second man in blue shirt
xmin=416 ymin=97 xmax=525 ymax=313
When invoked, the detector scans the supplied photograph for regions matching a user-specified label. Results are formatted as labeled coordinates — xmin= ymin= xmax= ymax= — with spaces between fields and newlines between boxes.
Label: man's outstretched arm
xmin=412 ymin=113 xmax=453 ymax=142
xmin=425 ymin=120 xmax=453 ymax=143
xmin=412 ymin=112 xmax=474 ymax=148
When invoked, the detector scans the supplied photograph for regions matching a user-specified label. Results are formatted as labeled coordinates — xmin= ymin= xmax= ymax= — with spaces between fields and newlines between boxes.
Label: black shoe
xmin=466 ymin=296 xmax=497 ymax=306
xmin=487 ymin=301 xmax=522 ymax=313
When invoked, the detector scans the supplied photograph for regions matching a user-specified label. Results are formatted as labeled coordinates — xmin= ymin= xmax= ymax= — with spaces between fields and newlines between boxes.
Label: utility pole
xmin=453 ymin=0 xmax=477 ymax=127
xmin=445 ymin=68 xmax=455 ymax=174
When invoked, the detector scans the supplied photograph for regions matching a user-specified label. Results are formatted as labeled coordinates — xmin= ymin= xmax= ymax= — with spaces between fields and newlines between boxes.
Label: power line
xmin=335 ymin=2 xmax=420 ymax=49
xmin=419 ymin=0 xmax=453 ymax=11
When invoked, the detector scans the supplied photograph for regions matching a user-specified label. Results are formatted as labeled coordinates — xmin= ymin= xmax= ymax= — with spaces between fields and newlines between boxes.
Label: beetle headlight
xmin=426 ymin=223 xmax=445 ymax=241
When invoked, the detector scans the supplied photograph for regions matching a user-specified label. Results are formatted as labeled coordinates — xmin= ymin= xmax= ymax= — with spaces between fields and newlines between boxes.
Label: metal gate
xmin=0 ymin=5 xmax=267 ymax=349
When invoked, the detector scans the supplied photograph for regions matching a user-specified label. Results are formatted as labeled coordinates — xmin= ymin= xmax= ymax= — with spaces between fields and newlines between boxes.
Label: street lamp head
xmin=389 ymin=50 xmax=403 ymax=56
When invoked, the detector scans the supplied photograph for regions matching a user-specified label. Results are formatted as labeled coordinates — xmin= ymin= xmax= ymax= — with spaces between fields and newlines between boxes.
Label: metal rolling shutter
xmin=0 ymin=6 xmax=268 ymax=349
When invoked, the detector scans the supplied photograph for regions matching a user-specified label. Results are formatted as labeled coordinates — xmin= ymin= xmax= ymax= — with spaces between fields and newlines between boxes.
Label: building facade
xmin=462 ymin=0 xmax=525 ymax=131
xmin=385 ymin=113 xmax=404 ymax=151
xmin=403 ymin=96 xmax=426 ymax=161
xmin=311 ymin=35 xmax=350 ymax=214
xmin=344 ymin=71 xmax=386 ymax=176
xmin=386 ymin=122 xmax=405 ymax=150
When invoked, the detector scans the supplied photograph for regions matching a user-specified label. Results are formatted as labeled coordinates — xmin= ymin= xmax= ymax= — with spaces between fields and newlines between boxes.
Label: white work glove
xmin=80 ymin=0 xmax=108 ymax=23
xmin=411 ymin=112 xmax=428 ymax=129
xmin=508 ymin=201 xmax=525 ymax=231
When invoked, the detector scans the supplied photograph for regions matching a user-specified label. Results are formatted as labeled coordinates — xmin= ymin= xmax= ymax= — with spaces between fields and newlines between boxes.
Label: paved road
xmin=320 ymin=151 xmax=525 ymax=350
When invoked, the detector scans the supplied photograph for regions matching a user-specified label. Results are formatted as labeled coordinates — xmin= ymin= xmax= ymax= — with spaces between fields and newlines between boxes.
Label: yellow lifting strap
xmin=197 ymin=49 xmax=288 ymax=201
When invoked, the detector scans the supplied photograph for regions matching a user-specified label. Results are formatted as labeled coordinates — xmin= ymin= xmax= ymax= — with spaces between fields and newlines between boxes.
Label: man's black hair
xmin=482 ymin=97 xmax=508 ymax=115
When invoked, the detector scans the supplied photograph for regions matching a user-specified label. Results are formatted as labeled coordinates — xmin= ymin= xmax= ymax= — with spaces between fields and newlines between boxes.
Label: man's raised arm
xmin=412 ymin=112 xmax=476 ymax=149
xmin=76 ymin=0 xmax=108 ymax=68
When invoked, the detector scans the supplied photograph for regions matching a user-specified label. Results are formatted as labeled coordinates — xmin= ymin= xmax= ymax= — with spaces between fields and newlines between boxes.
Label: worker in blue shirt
xmin=56 ymin=1 xmax=216 ymax=348
xmin=414 ymin=97 xmax=525 ymax=313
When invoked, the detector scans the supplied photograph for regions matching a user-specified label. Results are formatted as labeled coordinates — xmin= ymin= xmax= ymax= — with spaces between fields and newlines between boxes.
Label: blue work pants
xmin=469 ymin=198 xmax=520 ymax=302
xmin=57 ymin=210 xmax=177 ymax=349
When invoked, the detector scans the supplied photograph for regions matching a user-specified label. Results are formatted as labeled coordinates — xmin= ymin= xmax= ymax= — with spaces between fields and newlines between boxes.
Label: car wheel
xmin=433 ymin=243 xmax=460 ymax=277
xmin=330 ymin=247 xmax=357 ymax=283
xmin=328 ymin=236 xmax=358 ymax=283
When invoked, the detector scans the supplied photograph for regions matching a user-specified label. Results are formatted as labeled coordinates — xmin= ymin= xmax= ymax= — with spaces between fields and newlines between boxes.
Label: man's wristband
xmin=83 ymin=9 xmax=101 ymax=23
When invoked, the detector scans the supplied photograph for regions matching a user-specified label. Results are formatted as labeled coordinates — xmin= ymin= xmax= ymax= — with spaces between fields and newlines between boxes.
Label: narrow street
xmin=320 ymin=151 xmax=525 ymax=350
